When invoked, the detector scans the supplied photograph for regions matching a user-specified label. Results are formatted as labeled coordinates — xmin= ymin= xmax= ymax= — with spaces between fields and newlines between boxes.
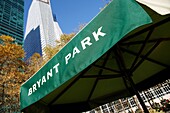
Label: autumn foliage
xmin=0 ymin=32 xmax=75 ymax=112
xmin=44 ymin=33 xmax=75 ymax=61
xmin=0 ymin=35 xmax=27 ymax=112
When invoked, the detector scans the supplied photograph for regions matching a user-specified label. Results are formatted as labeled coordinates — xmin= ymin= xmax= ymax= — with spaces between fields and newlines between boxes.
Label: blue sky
xmin=24 ymin=0 xmax=109 ymax=34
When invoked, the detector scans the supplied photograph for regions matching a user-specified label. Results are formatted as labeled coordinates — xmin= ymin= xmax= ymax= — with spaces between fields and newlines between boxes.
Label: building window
xmin=162 ymin=82 xmax=170 ymax=93
xmin=128 ymin=97 xmax=137 ymax=107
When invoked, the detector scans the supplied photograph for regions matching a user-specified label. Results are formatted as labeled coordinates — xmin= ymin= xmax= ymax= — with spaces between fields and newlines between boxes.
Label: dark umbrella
xmin=20 ymin=0 xmax=170 ymax=113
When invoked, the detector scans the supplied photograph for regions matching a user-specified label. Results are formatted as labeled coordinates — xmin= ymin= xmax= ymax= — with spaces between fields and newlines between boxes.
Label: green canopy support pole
xmin=125 ymin=74 xmax=149 ymax=113
xmin=114 ymin=45 xmax=149 ymax=113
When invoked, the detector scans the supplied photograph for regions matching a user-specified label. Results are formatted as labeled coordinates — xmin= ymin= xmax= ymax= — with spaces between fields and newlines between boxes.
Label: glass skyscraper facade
xmin=24 ymin=0 xmax=63 ymax=60
xmin=0 ymin=0 xmax=24 ymax=45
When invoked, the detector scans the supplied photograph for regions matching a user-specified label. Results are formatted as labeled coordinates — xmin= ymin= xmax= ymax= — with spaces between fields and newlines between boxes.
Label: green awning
xmin=20 ymin=0 xmax=169 ymax=112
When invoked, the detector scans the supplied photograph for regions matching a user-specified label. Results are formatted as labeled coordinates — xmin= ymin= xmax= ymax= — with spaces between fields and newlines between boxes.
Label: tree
xmin=44 ymin=33 xmax=75 ymax=61
xmin=23 ymin=33 xmax=76 ymax=82
xmin=25 ymin=53 xmax=43 ymax=78
xmin=0 ymin=35 xmax=27 ymax=112
xmin=24 ymin=33 xmax=76 ymax=79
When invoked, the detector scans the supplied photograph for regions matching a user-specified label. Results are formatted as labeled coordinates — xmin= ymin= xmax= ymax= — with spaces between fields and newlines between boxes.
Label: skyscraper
xmin=0 ymin=0 xmax=24 ymax=45
xmin=24 ymin=0 xmax=63 ymax=60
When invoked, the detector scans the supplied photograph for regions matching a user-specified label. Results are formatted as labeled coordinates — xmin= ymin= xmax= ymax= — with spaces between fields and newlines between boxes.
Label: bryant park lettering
xmin=27 ymin=26 xmax=106 ymax=96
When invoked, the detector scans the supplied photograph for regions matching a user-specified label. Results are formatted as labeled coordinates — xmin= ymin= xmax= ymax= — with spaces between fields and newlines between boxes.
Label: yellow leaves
xmin=0 ymin=71 xmax=26 ymax=110
xmin=0 ymin=36 xmax=25 ymax=59
xmin=0 ymin=33 xmax=76 ymax=112
xmin=0 ymin=35 xmax=26 ymax=111
xmin=27 ymin=53 xmax=42 ymax=66
xmin=0 ymin=35 xmax=14 ymax=43
xmin=32 ymin=52 xmax=41 ymax=58
xmin=24 ymin=33 xmax=76 ymax=80
xmin=25 ymin=53 xmax=43 ymax=79
xmin=0 ymin=35 xmax=28 ymax=112
xmin=60 ymin=33 xmax=75 ymax=43
xmin=43 ymin=45 xmax=57 ymax=60
xmin=43 ymin=33 xmax=75 ymax=62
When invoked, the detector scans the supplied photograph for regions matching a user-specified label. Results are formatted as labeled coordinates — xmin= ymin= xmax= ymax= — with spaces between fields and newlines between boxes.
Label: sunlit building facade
xmin=0 ymin=0 xmax=24 ymax=45
xmin=85 ymin=79 xmax=170 ymax=113
xmin=24 ymin=0 xmax=63 ymax=60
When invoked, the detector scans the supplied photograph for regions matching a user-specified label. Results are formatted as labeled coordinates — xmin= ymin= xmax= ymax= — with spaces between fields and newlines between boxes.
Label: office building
xmin=0 ymin=0 xmax=24 ymax=45
xmin=85 ymin=79 xmax=170 ymax=113
xmin=24 ymin=0 xmax=63 ymax=60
